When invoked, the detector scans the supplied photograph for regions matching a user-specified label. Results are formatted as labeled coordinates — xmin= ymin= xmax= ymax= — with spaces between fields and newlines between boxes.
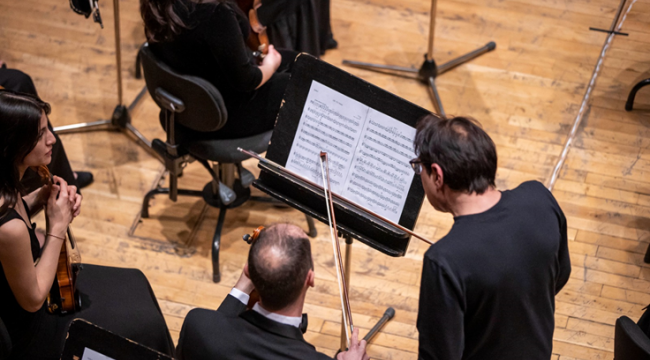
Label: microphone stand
xmin=342 ymin=0 xmax=495 ymax=116
xmin=54 ymin=0 xmax=154 ymax=156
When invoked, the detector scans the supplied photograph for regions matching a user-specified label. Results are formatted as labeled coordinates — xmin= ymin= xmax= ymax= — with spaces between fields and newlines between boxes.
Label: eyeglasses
xmin=409 ymin=158 xmax=427 ymax=175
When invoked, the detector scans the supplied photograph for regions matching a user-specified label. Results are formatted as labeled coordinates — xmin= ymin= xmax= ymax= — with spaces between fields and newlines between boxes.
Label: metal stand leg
xmin=213 ymin=208 xmax=228 ymax=283
xmin=626 ymin=78 xmax=650 ymax=111
xmin=141 ymin=187 xmax=204 ymax=218
xmin=53 ymin=0 xmax=155 ymax=156
xmin=341 ymin=0 xmax=496 ymax=111
xmin=305 ymin=215 xmax=317 ymax=238
xmin=428 ymin=77 xmax=445 ymax=116
xmin=338 ymin=234 xmax=394 ymax=352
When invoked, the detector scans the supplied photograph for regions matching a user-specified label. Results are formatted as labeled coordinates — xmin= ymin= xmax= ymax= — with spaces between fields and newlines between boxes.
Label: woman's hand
xmin=66 ymin=185 xmax=82 ymax=219
xmin=261 ymin=45 xmax=281 ymax=72
xmin=256 ymin=45 xmax=282 ymax=89
xmin=45 ymin=176 xmax=74 ymax=237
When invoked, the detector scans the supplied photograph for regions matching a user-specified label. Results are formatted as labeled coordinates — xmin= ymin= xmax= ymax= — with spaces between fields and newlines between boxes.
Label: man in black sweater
xmin=412 ymin=114 xmax=571 ymax=360
xmin=176 ymin=223 xmax=369 ymax=360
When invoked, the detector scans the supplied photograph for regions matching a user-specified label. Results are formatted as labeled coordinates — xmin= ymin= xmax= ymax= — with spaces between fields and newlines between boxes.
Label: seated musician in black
xmin=0 ymin=90 xmax=174 ymax=360
xmin=412 ymin=114 xmax=571 ymax=359
xmin=0 ymin=63 xmax=93 ymax=191
xmin=140 ymin=0 xmax=298 ymax=141
xmin=176 ymin=223 xmax=369 ymax=360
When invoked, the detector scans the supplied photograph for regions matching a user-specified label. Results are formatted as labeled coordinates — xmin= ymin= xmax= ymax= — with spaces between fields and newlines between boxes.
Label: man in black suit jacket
xmin=176 ymin=223 xmax=369 ymax=360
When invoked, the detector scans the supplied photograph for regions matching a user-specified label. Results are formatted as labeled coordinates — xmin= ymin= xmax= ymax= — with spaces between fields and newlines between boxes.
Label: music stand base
xmin=337 ymin=234 xmax=396 ymax=353
xmin=342 ymin=42 xmax=496 ymax=116
xmin=53 ymin=87 xmax=155 ymax=156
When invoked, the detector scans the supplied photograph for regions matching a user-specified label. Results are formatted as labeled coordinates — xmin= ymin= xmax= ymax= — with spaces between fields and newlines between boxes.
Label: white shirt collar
xmin=252 ymin=303 xmax=303 ymax=328
xmin=229 ymin=288 xmax=303 ymax=329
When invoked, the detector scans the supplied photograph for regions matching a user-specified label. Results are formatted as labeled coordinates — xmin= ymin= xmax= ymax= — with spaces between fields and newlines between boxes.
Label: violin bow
xmin=237 ymin=148 xmax=433 ymax=245
xmin=319 ymin=152 xmax=353 ymax=347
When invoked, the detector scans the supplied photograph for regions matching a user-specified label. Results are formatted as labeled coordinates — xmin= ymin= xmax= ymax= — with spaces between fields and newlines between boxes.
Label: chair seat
xmin=185 ymin=130 xmax=273 ymax=163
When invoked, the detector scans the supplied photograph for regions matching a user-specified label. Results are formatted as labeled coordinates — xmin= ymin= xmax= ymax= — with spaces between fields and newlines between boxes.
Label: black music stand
xmin=61 ymin=319 xmax=173 ymax=360
xmin=252 ymin=54 xmax=429 ymax=351
xmin=342 ymin=0 xmax=496 ymax=116
xmin=55 ymin=0 xmax=153 ymax=155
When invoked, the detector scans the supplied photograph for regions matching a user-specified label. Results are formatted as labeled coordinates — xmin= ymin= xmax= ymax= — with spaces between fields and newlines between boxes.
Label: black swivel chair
xmin=626 ymin=78 xmax=650 ymax=111
xmin=615 ymin=315 xmax=650 ymax=359
xmin=138 ymin=43 xmax=316 ymax=282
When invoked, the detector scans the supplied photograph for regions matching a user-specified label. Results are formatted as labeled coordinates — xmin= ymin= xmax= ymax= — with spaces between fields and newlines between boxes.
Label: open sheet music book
xmin=257 ymin=54 xmax=428 ymax=255
xmin=285 ymin=81 xmax=417 ymax=224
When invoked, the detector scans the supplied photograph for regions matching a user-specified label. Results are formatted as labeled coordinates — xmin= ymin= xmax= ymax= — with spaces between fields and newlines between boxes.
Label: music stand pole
xmin=338 ymin=233 xmax=395 ymax=353
xmin=53 ymin=0 xmax=154 ymax=155
xmin=342 ymin=0 xmax=496 ymax=116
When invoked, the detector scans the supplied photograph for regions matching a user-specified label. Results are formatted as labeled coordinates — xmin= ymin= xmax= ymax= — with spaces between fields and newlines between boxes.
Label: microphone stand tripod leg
xmin=428 ymin=78 xmax=445 ymax=117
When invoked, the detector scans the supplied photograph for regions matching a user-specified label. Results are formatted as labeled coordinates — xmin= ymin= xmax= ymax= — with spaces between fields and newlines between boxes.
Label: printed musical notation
xmin=285 ymin=81 xmax=416 ymax=223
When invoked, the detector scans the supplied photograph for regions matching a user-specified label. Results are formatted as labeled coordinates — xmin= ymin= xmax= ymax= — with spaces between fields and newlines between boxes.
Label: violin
xmin=236 ymin=0 xmax=269 ymax=64
xmin=38 ymin=166 xmax=82 ymax=314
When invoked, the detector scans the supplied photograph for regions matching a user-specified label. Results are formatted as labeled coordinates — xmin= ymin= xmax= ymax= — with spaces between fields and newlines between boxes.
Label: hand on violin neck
xmin=45 ymin=176 xmax=74 ymax=237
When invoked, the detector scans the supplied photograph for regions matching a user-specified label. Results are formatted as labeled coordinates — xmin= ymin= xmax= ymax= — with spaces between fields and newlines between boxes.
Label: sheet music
xmin=285 ymin=81 xmax=416 ymax=223
xmin=81 ymin=348 xmax=115 ymax=360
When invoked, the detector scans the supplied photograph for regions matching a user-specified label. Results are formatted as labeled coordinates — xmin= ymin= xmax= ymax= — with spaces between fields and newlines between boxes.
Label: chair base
xmin=141 ymin=180 xmax=317 ymax=283
xmin=626 ymin=78 xmax=650 ymax=111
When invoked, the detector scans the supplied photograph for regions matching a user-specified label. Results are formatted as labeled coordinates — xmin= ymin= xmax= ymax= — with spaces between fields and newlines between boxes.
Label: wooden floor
xmin=1 ymin=0 xmax=650 ymax=358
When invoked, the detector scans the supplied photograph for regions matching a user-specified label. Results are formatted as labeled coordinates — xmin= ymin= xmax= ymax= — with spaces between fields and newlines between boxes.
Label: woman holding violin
xmin=140 ymin=0 xmax=298 ymax=141
xmin=0 ymin=90 xmax=173 ymax=359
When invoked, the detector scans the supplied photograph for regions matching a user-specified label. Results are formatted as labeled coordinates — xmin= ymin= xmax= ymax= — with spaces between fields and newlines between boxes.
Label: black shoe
xmin=325 ymin=36 xmax=338 ymax=50
xmin=74 ymin=171 xmax=94 ymax=189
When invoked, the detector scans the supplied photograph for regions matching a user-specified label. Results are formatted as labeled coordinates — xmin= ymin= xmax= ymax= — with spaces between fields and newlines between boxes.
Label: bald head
xmin=248 ymin=223 xmax=313 ymax=311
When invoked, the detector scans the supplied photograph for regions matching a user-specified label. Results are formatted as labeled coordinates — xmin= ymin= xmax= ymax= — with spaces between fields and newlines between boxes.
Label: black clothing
xmin=0 ymin=202 xmax=42 ymax=358
xmin=417 ymin=181 xmax=571 ymax=360
xmin=176 ymin=294 xmax=332 ymax=360
xmin=0 ymin=68 xmax=78 ymax=193
xmin=149 ymin=0 xmax=297 ymax=141
xmin=0 ymin=206 xmax=174 ymax=359
xmin=265 ymin=0 xmax=335 ymax=56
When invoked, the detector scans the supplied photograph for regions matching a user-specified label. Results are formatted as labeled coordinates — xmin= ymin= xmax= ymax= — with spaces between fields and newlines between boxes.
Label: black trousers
xmin=0 ymin=68 xmax=78 ymax=192
xmin=17 ymin=265 xmax=175 ymax=359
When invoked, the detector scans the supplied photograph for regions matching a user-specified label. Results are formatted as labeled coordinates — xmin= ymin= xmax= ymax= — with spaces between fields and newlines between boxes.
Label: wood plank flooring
xmin=1 ymin=0 xmax=650 ymax=358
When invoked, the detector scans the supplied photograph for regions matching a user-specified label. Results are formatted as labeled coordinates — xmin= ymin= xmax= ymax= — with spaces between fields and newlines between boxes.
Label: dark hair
xmin=413 ymin=114 xmax=497 ymax=194
xmin=140 ymin=0 xmax=188 ymax=42
xmin=248 ymin=223 xmax=313 ymax=311
xmin=0 ymin=90 xmax=51 ymax=217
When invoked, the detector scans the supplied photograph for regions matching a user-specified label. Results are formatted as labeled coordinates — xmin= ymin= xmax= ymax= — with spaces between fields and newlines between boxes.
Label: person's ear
xmin=244 ymin=263 xmax=250 ymax=278
xmin=306 ymin=269 xmax=315 ymax=288
xmin=431 ymin=164 xmax=444 ymax=189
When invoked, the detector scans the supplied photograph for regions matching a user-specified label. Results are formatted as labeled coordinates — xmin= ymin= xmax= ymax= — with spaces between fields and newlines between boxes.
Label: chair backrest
xmin=0 ymin=316 xmax=11 ymax=360
xmin=615 ymin=316 xmax=650 ymax=359
xmin=139 ymin=43 xmax=228 ymax=133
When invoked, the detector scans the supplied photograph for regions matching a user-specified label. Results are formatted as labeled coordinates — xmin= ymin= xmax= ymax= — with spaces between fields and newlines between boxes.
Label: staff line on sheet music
xmin=304 ymin=114 xmax=356 ymax=142
xmin=368 ymin=119 xmax=412 ymax=142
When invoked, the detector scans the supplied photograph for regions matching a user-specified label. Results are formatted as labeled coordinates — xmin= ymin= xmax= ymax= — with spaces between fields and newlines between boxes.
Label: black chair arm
xmin=154 ymin=88 xmax=185 ymax=113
